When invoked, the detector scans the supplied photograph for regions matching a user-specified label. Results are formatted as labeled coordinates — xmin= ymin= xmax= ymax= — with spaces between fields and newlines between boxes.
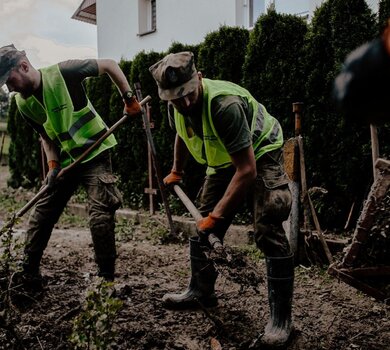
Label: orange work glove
xmin=123 ymin=94 xmax=142 ymax=116
xmin=163 ymin=170 xmax=184 ymax=186
xmin=46 ymin=160 xmax=61 ymax=190
xmin=197 ymin=212 xmax=224 ymax=234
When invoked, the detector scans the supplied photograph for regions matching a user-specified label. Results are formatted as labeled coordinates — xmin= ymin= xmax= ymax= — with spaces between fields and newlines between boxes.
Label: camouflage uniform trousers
xmin=23 ymin=151 xmax=122 ymax=275
xmin=198 ymin=149 xmax=292 ymax=258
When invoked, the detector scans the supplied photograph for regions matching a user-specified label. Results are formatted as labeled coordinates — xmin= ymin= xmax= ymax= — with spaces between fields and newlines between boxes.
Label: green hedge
xmin=7 ymin=97 xmax=41 ymax=188
xmin=243 ymin=10 xmax=308 ymax=136
xmin=379 ymin=0 xmax=390 ymax=32
xmin=303 ymin=0 xmax=376 ymax=228
xmin=198 ymin=26 xmax=249 ymax=84
xmin=7 ymin=2 xmax=389 ymax=228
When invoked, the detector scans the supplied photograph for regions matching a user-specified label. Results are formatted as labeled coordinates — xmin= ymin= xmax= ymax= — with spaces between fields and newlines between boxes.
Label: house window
xmin=138 ymin=0 xmax=156 ymax=36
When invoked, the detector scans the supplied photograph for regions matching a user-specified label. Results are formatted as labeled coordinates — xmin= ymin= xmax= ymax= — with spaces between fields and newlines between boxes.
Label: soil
xmin=0 ymin=164 xmax=389 ymax=350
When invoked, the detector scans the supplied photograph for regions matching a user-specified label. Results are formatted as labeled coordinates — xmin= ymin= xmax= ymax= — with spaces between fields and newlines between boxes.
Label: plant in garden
xmin=115 ymin=218 xmax=137 ymax=242
xmin=237 ymin=244 xmax=264 ymax=263
xmin=69 ymin=279 xmax=123 ymax=350
xmin=141 ymin=219 xmax=170 ymax=243
xmin=0 ymin=222 xmax=25 ymax=348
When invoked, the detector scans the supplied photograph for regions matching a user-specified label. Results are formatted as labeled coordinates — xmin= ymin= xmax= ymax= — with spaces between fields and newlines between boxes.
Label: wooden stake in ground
xmin=292 ymin=101 xmax=333 ymax=265
xmin=282 ymin=102 xmax=304 ymax=256
xmin=0 ymin=131 xmax=5 ymax=165
xmin=370 ymin=124 xmax=379 ymax=181
xmin=143 ymin=104 xmax=157 ymax=215
xmin=134 ymin=83 xmax=176 ymax=237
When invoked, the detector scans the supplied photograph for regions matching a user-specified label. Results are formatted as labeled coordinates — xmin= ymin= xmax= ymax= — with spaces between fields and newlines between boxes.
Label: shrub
xmin=243 ymin=10 xmax=308 ymax=135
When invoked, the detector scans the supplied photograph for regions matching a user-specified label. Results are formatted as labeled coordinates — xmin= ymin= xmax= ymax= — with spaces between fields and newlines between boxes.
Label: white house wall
xmin=96 ymin=0 xmax=237 ymax=61
xmin=94 ymin=0 xmax=380 ymax=61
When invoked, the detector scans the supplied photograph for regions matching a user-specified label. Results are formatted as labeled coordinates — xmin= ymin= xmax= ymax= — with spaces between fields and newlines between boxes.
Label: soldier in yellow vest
xmin=0 ymin=44 xmax=140 ymax=288
xmin=150 ymin=52 xmax=294 ymax=348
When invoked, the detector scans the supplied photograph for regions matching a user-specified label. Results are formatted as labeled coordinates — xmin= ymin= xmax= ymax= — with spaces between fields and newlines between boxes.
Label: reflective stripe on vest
xmin=15 ymin=64 xmax=116 ymax=167
xmin=174 ymin=79 xmax=283 ymax=175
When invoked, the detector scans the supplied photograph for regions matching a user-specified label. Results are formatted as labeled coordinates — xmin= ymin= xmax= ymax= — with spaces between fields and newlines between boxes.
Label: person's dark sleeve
xmin=58 ymin=59 xmax=99 ymax=110
xmin=211 ymin=95 xmax=252 ymax=154
xmin=59 ymin=59 xmax=99 ymax=83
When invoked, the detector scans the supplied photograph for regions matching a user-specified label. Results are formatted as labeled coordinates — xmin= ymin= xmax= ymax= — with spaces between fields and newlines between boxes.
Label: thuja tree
xmin=7 ymin=97 xmax=41 ymax=188
xmin=118 ymin=50 xmax=166 ymax=208
xmin=105 ymin=60 xmax=138 ymax=206
xmin=303 ymin=0 xmax=376 ymax=228
xmin=242 ymin=10 xmax=307 ymax=135
xmin=167 ymin=41 xmax=200 ymax=61
xmin=197 ymin=26 xmax=249 ymax=84
xmin=84 ymin=72 xmax=112 ymax=124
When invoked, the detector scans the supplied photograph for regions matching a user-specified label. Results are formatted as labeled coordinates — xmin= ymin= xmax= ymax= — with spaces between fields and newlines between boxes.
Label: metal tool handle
xmin=172 ymin=184 xmax=223 ymax=250
xmin=13 ymin=95 xmax=152 ymax=220
xmin=134 ymin=83 xmax=176 ymax=236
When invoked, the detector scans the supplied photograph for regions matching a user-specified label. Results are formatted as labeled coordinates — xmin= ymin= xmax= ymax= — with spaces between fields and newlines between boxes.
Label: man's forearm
xmin=41 ymin=136 xmax=60 ymax=162
xmin=97 ymin=59 xmax=131 ymax=95
xmin=212 ymin=170 xmax=254 ymax=218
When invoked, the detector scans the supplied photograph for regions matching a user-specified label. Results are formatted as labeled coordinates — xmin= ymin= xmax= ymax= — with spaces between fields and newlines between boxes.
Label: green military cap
xmin=0 ymin=44 xmax=26 ymax=86
xmin=149 ymin=51 xmax=199 ymax=101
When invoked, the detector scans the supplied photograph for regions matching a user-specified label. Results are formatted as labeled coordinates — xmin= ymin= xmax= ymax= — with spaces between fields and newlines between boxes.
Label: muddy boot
xmin=10 ymin=265 xmax=44 ymax=308
xmin=11 ymin=270 xmax=44 ymax=294
xmin=162 ymin=237 xmax=218 ymax=309
xmin=261 ymin=254 xmax=294 ymax=348
xmin=14 ymin=252 xmax=44 ymax=293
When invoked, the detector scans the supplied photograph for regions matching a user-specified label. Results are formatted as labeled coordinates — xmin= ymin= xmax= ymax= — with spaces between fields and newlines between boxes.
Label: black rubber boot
xmin=162 ymin=237 xmax=218 ymax=309
xmin=97 ymin=258 xmax=116 ymax=282
xmin=262 ymin=254 xmax=294 ymax=348
xmin=10 ymin=254 xmax=44 ymax=307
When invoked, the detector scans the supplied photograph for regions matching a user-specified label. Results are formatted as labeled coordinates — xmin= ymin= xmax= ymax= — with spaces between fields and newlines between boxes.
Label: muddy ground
xmin=0 ymin=164 xmax=389 ymax=350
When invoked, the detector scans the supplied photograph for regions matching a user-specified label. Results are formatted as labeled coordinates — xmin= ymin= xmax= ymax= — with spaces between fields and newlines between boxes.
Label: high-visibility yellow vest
xmin=174 ymin=78 xmax=283 ymax=175
xmin=15 ymin=64 xmax=116 ymax=167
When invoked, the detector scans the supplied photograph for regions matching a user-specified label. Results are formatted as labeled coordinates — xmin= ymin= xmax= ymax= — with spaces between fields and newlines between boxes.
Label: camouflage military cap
xmin=149 ymin=51 xmax=199 ymax=101
xmin=0 ymin=44 xmax=26 ymax=86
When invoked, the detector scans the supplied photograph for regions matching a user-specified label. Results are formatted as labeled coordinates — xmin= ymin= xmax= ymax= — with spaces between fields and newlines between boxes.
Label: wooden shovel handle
xmin=13 ymin=96 xmax=152 ymax=220
xmin=172 ymin=184 xmax=224 ymax=250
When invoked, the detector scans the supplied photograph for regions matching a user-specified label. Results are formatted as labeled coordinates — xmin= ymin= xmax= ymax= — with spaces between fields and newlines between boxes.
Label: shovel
xmin=172 ymin=184 xmax=265 ymax=289
xmin=0 ymin=95 xmax=152 ymax=235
